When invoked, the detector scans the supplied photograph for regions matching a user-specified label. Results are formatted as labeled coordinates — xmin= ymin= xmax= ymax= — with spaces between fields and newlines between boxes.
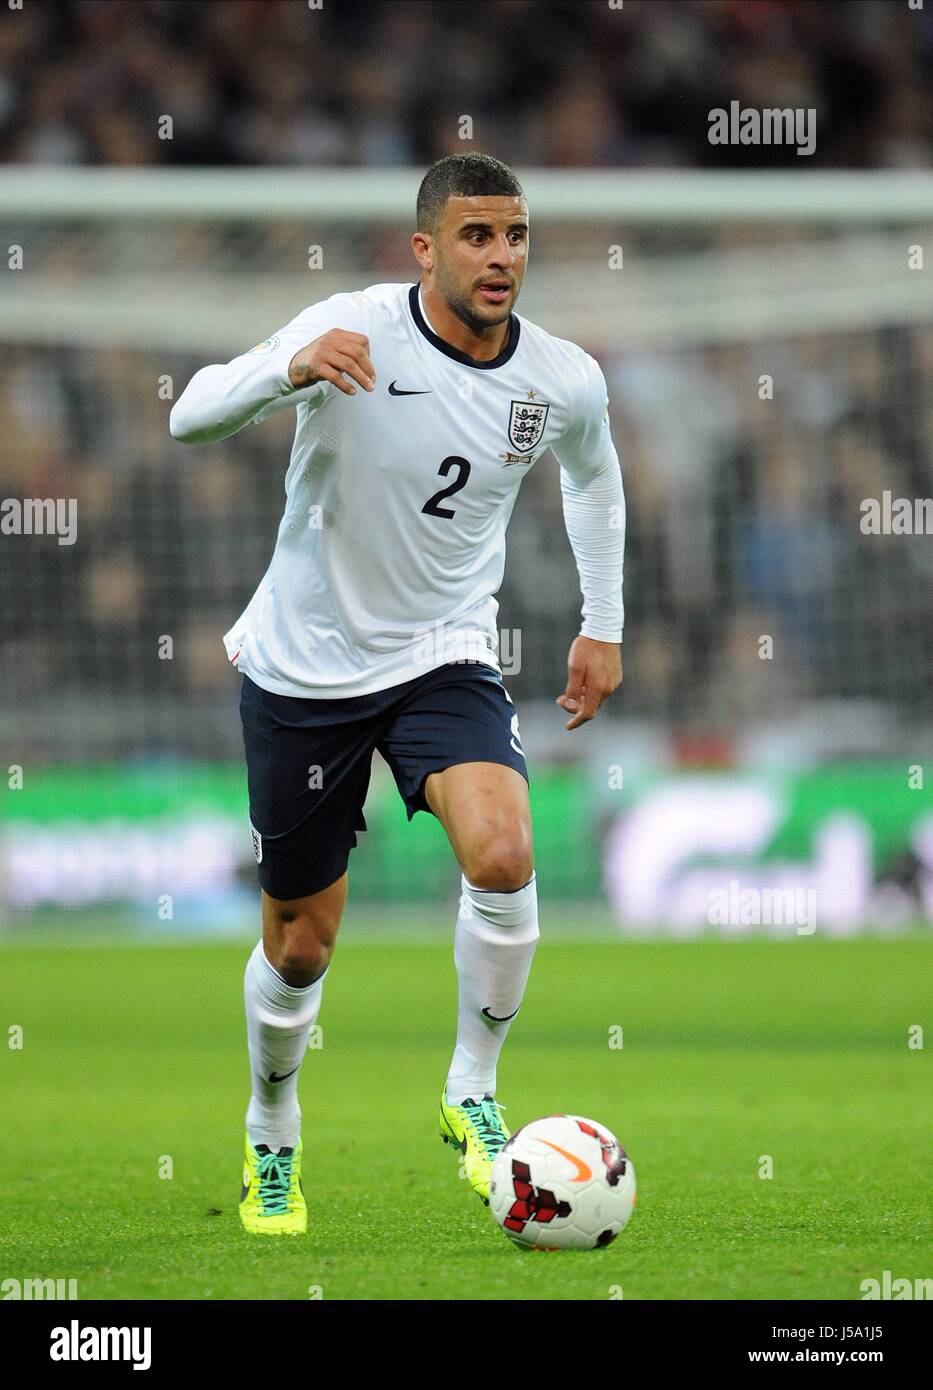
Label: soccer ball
xmin=488 ymin=1114 xmax=636 ymax=1250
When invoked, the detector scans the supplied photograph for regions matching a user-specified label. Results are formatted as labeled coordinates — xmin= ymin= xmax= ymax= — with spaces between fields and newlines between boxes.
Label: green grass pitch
xmin=1 ymin=929 xmax=930 ymax=1300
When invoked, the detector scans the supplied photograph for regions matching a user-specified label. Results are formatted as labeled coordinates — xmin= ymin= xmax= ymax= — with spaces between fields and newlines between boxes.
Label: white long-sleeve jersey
xmin=170 ymin=281 xmax=625 ymax=699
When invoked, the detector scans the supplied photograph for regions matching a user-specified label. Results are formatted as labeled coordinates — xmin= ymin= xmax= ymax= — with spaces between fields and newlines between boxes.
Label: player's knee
xmin=269 ymin=928 xmax=332 ymax=984
xmin=264 ymin=900 xmax=338 ymax=985
xmin=464 ymin=836 xmax=534 ymax=893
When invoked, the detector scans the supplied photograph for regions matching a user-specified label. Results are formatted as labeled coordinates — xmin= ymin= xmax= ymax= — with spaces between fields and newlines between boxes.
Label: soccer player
xmin=170 ymin=154 xmax=625 ymax=1235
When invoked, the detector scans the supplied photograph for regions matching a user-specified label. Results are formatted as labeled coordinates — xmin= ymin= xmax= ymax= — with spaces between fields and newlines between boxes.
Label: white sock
xmin=445 ymin=872 xmax=539 ymax=1105
xmin=244 ymin=941 xmax=326 ymax=1150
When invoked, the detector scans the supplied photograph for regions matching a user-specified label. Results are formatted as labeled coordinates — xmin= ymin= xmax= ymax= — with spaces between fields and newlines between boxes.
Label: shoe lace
xmin=462 ymin=1097 xmax=508 ymax=1158
xmin=256 ymin=1147 xmax=295 ymax=1216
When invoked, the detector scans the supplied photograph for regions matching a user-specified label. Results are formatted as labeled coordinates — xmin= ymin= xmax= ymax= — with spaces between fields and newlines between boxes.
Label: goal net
xmin=1 ymin=168 xmax=931 ymax=920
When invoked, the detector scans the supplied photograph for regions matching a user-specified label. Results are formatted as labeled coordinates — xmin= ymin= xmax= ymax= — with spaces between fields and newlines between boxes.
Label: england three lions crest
xmin=508 ymin=400 xmax=550 ymax=453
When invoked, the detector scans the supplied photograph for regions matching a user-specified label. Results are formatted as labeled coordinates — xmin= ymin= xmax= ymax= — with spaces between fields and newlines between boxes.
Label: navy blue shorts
xmin=239 ymin=661 xmax=529 ymax=900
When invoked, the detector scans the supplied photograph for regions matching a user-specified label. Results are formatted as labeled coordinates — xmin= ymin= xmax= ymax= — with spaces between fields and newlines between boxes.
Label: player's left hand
xmin=556 ymin=636 xmax=622 ymax=730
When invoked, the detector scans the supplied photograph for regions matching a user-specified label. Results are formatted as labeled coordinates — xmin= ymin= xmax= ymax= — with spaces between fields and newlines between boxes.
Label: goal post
xmin=1 ymin=168 xmax=931 ymax=351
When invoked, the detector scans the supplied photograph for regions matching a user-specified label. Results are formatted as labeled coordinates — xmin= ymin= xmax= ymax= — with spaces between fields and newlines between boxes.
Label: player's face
xmin=431 ymin=195 xmax=529 ymax=335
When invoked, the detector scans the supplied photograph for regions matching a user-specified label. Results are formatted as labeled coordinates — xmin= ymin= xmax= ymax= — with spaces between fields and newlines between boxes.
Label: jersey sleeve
xmin=169 ymin=291 xmax=368 ymax=444
xmin=551 ymin=352 xmax=626 ymax=642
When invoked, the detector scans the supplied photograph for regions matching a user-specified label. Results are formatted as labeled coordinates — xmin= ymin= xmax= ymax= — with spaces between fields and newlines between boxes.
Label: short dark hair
xmin=416 ymin=154 xmax=524 ymax=232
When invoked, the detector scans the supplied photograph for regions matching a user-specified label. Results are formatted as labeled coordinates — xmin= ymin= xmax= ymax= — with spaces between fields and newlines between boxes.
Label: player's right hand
xmin=288 ymin=330 xmax=376 ymax=396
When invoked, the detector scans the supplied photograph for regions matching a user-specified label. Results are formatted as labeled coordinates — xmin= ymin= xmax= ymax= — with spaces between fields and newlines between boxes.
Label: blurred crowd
xmin=2 ymin=316 xmax=931 ymax=760
xmin=508 ymin=322 xmax=933 ymax=732
xmin=2 ymin=0 xmax=932 ymax=763
xmin=0 ymin=0 xmax=931 ymax=170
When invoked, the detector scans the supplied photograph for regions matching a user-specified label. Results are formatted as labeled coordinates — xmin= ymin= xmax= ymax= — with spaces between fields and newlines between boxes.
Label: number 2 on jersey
xmin=421 ymin=456 xmax=471 ymax=518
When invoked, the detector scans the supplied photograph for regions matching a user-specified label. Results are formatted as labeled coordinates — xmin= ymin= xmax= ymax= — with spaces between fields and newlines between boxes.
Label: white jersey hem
xmin=230 ymin=640 xmax=503 ymax=701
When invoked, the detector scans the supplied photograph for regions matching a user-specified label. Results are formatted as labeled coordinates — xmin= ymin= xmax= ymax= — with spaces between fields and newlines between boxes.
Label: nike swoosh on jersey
xmin=482 ymin=1005 xmax=521 ymax=1023
xmin=269 ymin=1066 xmax=300 ymax=1083
xmin=388 ymin=381 xmax=432 ymax=396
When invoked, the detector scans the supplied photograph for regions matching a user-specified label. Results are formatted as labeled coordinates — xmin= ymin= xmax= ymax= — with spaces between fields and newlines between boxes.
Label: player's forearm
xmin=169 ymin=355 xmax=300 ymax=444
xmin=559 ymin=452 xmax=626 ymax=643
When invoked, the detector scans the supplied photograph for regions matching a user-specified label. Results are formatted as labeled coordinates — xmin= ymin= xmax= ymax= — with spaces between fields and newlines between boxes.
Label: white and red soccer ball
xmin=489 ymin=1114 xmax=636 ymax=1250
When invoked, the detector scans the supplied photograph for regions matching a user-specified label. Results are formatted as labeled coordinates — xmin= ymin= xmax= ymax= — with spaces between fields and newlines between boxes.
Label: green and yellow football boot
xmin=439 ymin=1089 xmax=510 ymax=1205
xmin=239 ymin=1134 xmax=307 ymax=1236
